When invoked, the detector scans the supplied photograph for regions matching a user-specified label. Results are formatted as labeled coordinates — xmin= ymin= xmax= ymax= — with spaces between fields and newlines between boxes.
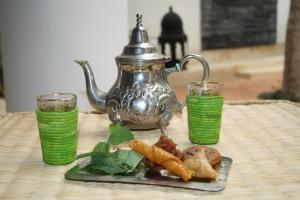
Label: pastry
xmin=129 ymin=140 xmax=193 ymax=182
xmin=183 ymin=149 xmax=218 ymax=179
xmin=183 ymin=146 xmax=221 ymax=167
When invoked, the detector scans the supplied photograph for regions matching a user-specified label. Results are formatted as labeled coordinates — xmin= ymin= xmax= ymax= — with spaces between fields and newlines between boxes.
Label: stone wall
xmin=202 ymin=0 xmax=277 ymax=49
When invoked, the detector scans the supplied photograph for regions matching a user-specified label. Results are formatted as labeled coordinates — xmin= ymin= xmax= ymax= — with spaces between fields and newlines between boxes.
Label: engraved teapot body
xmin=76 ymin=14 xmax=210 ymax=130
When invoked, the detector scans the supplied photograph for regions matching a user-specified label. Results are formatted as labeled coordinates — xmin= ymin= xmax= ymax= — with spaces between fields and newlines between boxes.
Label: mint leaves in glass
xmin=36 ymin=93 xmax=78 ymax=165
xmin=187 ymin=82 xmax=224 ymax=145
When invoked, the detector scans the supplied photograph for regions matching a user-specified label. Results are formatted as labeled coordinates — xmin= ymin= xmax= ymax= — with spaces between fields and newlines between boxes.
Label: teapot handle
xmin=164 ymin=54 xmax=210 ymax=113
xmin=164 ymin=54 xmax=210 ymax=79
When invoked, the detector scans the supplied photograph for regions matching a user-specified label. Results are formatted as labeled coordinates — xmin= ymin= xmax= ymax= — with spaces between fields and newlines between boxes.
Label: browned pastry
xmin=145 ymin=135 xmax=184 ymax=173
xmin=154 ymin=135 xmax=184 ymax=161
xmin=129 ymin=140 xmax=193 ymax=182
xmin=183 ymin=149 xmax=218 ymax=179
xmin=144 ymin=159 xmax=163 ymax=173
xmin=183 ymin=146 xmax=221 ymax=167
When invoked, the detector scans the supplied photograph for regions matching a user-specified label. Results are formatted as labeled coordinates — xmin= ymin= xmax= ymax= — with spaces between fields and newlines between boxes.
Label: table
xmin=0 ymin=100 xmax=299 ymax=199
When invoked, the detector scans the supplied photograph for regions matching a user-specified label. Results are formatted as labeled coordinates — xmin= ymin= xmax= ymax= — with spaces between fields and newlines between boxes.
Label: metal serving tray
xmin=65 ymin=157 xmax=232 ymax=191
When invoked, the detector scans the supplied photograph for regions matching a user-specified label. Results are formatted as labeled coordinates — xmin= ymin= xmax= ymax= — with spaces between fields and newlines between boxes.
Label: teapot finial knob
xmin=136 ymin=13 xmax=143 ymax=27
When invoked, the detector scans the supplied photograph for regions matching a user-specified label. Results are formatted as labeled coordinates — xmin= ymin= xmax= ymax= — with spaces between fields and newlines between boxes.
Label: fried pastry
xmin=183 ymin=149 xmax=218 ymax=180
xmin=183 ymin=146 xmax=221 ymax=167
xmin=155 ymin=135 xmax=184 ymax=160
xmin=145 ymin=135 xmax=184 ymax=174
xmin=129 ymin=140 xmax=193 ymax=182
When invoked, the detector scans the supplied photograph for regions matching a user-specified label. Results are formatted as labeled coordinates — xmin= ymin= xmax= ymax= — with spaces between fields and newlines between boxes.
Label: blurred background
xmin=0 ymin=0 xmax=299 ymax=113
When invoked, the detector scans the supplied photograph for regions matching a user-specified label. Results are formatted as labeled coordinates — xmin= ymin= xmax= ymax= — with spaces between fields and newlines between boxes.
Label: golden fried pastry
xmin=183 ymin=149 xmax=218 ymax=180
xmin=129 ymin=140 xmax=193 ymax=182
xmin=145 ymin=135 xmax=184 ymax=174
xmin=183 ymin=146 xmax=221 ymax=167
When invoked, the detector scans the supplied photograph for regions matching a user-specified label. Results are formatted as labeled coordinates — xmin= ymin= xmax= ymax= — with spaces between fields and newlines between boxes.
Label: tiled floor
xmin=172 ymin=44 xmax=284 ymax=102
xmin=175 ymin=72 xmax=282 ymax=101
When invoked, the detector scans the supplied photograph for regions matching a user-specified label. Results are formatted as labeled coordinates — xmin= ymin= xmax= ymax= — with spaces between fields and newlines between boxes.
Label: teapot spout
xmin=75 ymin=60 xmax=107 ymax=112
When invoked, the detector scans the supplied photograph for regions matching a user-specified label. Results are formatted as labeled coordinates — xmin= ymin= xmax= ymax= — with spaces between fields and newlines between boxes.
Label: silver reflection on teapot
xmin=75 ymin=14 xmax=210 ymax=130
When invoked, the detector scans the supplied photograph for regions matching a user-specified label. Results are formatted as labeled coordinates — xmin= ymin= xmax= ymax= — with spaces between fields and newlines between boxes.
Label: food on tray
xmin=183 ymin=149 xmax=218 ymax=179
xmin=129 ymin=136 xmax=221 ymax=181
xmin=75 ymin=124 xmax=142 ymax=176
xmin=155 ymin=135 xmax=184 ymax=160
xmin=183 ymin=146 xmax=221 ymax=167
xmin=144 ymin=135 xmax=184 ymax=173
xmin=76 ymin=123 xmax=222 ymax=183
xmin=129 ymin=140 xmax=193 ymax=182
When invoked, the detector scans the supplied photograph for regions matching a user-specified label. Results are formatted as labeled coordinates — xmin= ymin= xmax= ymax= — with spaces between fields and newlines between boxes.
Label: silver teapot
xmin=76 ymin=14 xmax=210 ymax=130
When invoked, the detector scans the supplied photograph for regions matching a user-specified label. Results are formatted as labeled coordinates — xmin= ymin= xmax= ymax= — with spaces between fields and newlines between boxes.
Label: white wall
xmin=1 ymin=0 xmax=128 ymax=112
xmin=0 ymin=0 xmax=291 ymax=112
xmin=128 ymin=0 xmax=200 ymax=53
xmin=128 ymin=0 xmax=290 ymax=52
xmin=277 ymin=0 xmax=291 ymax=43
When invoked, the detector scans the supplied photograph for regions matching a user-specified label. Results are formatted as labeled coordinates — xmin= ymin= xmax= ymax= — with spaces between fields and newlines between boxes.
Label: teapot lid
xmin=115 ymin=14 xmax=167 ymax=65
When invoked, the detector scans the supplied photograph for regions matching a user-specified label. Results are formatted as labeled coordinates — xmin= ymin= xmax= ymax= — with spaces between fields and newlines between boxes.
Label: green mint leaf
xmin=90 ymin=152 xmax=110 ymax=166
xmin=111 ymin=149 xmax=143 ymax=170
xmin=76 ymin=142 xmax=109 ymax=159
xmin=85 ymin=150 xmax=144 ymax=175
xmin=95 ymin=166 xmax=128 ymax=174
xmin=134 ymin=163 xmax=148 ymax=178
xmin=90 ymin=152 xmax=128 ymax=174
xmin=93 ymin=142 xmax=110 ymax=153
xmin=108 ymin=123 xmax=134 ymax=145
xmin=76 ymin=124 xmax=141 ymax=176
xmin=111 ymin=149 xmax=129 ymax=160
xmin=76 ymin=152 xmax=91 ymax=159
xmin=84 ymin=165 xmax=107 ymax=175
xmin=126 ymin=150 xmax=143 ymax=169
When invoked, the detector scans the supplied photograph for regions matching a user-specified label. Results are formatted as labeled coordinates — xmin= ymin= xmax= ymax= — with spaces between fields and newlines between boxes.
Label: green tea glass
xmin=36 ymin=93 xmax=78 ymax=165
xmin=187 ymin=82 xmax=224 ymax=144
